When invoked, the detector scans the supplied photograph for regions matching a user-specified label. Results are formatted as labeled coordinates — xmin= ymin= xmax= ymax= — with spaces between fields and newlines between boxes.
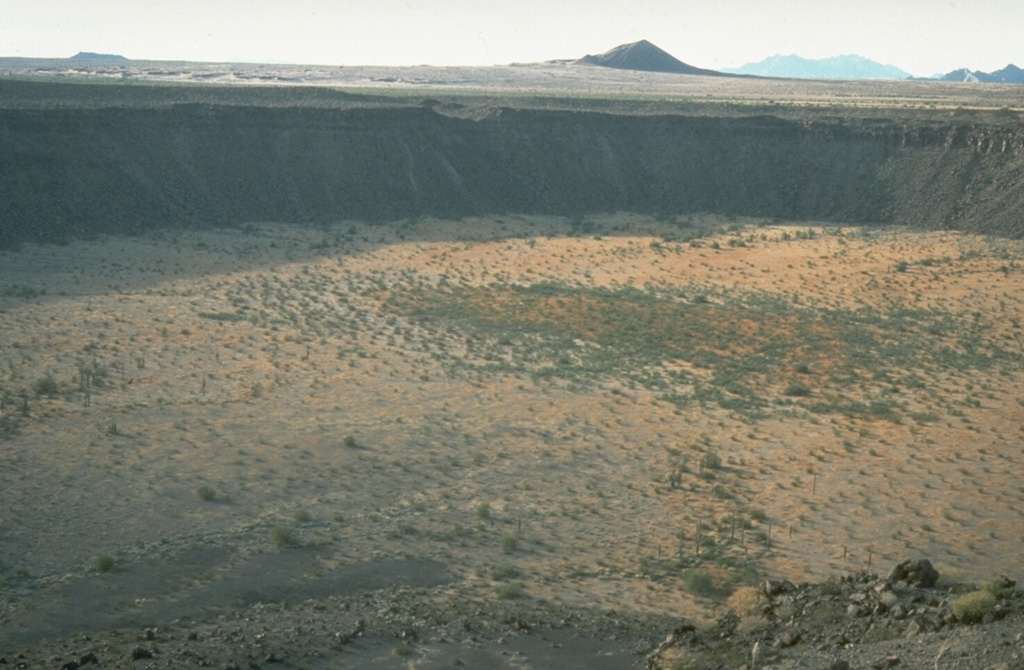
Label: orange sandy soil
xmin=1 ymin=213 xmax=1021 ymax=624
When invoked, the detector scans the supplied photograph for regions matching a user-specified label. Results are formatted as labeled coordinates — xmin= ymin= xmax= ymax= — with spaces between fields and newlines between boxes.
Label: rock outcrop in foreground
xmin=2 ymin=559 xmax=1021 ymax=669
xmin=3 ymin=80 xmax=1024 ymax=248
xmin=648 ymin=559 xmax=1024 ymax=670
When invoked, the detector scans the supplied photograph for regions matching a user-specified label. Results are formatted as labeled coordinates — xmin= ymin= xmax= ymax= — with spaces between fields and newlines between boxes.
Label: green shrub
xmin=950 ymin=590 xmax=997 ymax=622
xmin=343 ymin=435 xmax=358 ymax=448
xmin=500 ymin=532 xmax=519 ymax=554
xmin=292 ymin=509 xmax=312 ymax=523
xmin=684 ymin=570 xmax=714 ymax=596
xmin=195 ymin=485 xmax=216 ymax=501
xmin=475 ymin=502 xmax=491 ymax=520
xmin=980 ymin=575 xmax=1016 ymax=599
xmin=491 ymin=562 xmax=520 ymax=581
xmin=33 ymin=373 xmax=58 ymax=397
xmin=270 ymin=525 xmax=297 ymax=548
xmin=93 ymin=554 xmax=115 ymax=573
xmin=496 ymin=581 xmax=525 ymax=599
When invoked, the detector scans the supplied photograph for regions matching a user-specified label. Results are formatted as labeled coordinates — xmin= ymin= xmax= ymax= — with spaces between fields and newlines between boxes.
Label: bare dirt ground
xmin=1 ymin=214 xmax=1022 ymax=666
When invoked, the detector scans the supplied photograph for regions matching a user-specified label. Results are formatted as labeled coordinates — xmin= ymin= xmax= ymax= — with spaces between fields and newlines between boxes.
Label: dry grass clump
xmin=726 ymin=585 xmax=763 ymax=618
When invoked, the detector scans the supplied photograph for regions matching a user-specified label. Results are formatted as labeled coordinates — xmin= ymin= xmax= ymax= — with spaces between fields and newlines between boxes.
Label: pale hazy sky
xmin=3 ymin=0 xmax=1022 ymax=77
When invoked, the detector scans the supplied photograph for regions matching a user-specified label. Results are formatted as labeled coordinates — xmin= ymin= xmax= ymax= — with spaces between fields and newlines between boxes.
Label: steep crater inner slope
xmin=2 ymin=80 xmax=1024 ymax=246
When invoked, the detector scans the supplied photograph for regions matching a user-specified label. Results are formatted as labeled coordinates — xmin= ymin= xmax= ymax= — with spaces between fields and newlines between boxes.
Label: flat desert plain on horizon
xmin=1 ymin=212 xmax=1023 ymax=648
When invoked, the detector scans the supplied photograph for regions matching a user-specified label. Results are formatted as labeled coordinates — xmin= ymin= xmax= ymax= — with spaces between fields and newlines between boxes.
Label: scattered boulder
xmin=761 ymin=579 xmax=795 ymax=597
xmin=130 ymin=646 xmax=153 ymax=661
xmin=750 ymin=640 xmax=778 ymax=666
xmin=887 ymin=559 xmax=939 ymax=588
xmin=776 ymin=629 xmax=801 ymax=648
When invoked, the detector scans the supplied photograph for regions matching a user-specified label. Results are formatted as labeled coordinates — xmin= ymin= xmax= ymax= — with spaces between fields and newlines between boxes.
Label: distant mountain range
xmin=42 ymin=44 xmax=1024 ymax=85
xmin=722 ymin=54 xmax=911 ymax=80
xmin=938 ymin=64 xmax=1024 ymax=83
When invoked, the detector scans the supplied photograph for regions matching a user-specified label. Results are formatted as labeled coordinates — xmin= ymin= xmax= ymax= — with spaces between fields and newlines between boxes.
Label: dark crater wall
xmin=3 ymin=89 xmax=1024 ymax=246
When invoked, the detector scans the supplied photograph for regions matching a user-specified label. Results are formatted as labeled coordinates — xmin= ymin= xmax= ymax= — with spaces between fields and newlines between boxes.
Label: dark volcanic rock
xmin=888 ymin=558 xmax=939 ymax=588
xmin=574 ymin=40 xmax=724 ymax=76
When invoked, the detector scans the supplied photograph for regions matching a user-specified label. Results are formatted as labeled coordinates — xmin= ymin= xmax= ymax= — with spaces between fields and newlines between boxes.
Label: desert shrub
xmin=684 ymin=570 xmax=714 ymax=596
xmin=292 ymin=509 xmax=312 ymax=523
xmin=343 ymin=435 xmax=358 ymax=448
xmin=783 ymin=383 xmax=812 ymax=397
xmin=727 ymin=585 xmax=763 ymax=617
xmin=980 ymin=575 xmax=1016 ymax=599
xmin=0 ymin=415 xmax=19 ymax=441
xmin=93 ymin=554 xmax=115 ymax=573
xmin=491 ymin=562 xmax=519 ymax=581
xmin=700 ymin=448 xmax=721 ymax=470
xmin=195 ymin=485 xmax=216 ymax=501
xmin=270 ymin=525 xmax=297 ymax=548
xmin=500 ymin=532 xmax=519 ymax=554
xmin=392 ymin=521 xmax=417 ymax=537
xmin=496 ymin=581 xmax=525 ymax=599
xmin=475 ymin=502 xmax=491 ymax=520
xmin=950 ymin=590 xmax=997 ymax=622
xmin=33 ymin=372 xmax=58 ymax=397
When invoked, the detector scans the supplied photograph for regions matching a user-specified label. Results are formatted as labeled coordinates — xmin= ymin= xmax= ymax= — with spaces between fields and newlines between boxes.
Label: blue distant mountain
xmin=70 ymin=52 xmax=128 ymax=61
xmin=723 ymin=54 xmax=911 ymax=80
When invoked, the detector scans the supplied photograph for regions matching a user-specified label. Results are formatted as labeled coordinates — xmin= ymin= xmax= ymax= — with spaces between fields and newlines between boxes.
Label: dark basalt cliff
xmin=3 ymin=83 xmax=1024 ymax=247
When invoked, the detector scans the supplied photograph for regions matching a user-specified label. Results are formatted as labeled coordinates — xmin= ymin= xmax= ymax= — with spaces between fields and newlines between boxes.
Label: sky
xmin=2 ymin=0 xmax=1022 ymax=77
